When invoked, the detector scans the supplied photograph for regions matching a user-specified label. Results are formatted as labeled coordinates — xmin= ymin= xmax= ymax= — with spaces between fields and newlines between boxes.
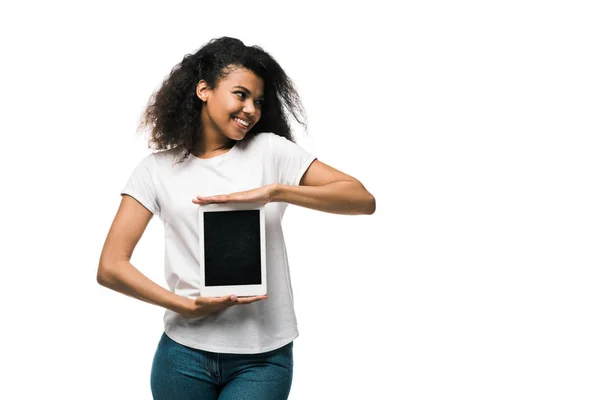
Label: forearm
xmin=271 ymin=181 xmax=376 ymax=215
xmin=97 ymin=261 xmax=191 ymax=314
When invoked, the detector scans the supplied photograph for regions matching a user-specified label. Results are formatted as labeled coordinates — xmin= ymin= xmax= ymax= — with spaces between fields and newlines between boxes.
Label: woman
xmin=97 ymin=36 xmax=376 ymax=399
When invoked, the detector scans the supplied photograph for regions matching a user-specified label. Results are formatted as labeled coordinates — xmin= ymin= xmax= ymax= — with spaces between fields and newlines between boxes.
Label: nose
xmin=242 ymin=100 xmax=256 ymax=118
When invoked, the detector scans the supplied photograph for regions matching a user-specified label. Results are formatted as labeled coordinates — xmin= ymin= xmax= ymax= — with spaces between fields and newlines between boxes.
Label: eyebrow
xmin=233 ymin=85 xmax=264 ymax=99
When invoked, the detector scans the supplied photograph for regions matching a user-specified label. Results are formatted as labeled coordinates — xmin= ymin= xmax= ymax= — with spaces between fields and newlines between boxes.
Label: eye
xmin=255 ymin=99 xmax=264 ymax=106
xmin=235 ymin=91 xmax=246 ymax=99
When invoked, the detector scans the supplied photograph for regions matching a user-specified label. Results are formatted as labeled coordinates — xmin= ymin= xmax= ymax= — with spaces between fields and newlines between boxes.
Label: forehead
xmin=220 ymin=68 xmax=264 ymax=92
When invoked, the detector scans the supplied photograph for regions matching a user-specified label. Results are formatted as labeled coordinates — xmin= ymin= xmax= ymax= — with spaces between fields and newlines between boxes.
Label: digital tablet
xmin=198 ymin=203 xmax=267 ymax=297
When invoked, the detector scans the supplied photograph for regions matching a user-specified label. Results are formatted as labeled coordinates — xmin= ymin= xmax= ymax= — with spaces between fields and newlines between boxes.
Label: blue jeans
xmin=150 ymin=332 xmax=294 ymax=400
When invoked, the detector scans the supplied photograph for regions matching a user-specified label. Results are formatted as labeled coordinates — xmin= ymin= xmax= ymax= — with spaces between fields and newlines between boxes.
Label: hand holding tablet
xmin=177 ymin=294 xmax=268 ymax=319
xmin=193 ymin=184 xmax=276 ymax=206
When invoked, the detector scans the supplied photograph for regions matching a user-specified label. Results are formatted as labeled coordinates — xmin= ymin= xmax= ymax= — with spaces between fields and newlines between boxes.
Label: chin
xmin=229 ymin=132 xmax=246 ymax=141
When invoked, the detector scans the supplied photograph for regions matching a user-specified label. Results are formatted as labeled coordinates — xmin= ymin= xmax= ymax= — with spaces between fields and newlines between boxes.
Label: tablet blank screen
xmin=203 ymin=209 xmax=262 ymax=286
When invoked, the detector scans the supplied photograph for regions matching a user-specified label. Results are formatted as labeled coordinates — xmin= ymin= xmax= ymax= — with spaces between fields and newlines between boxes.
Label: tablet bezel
xmin=198 ymin=202 xmax=267 ymax=297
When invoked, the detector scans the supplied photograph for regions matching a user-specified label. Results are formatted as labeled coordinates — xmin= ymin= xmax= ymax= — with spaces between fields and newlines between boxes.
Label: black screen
xmin=203 ymin=209 xmax=262 ymax=286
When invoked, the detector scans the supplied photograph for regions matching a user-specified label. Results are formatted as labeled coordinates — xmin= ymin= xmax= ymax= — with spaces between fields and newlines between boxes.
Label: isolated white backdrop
xmin=1 ymin=1 xmax=599 ymax=399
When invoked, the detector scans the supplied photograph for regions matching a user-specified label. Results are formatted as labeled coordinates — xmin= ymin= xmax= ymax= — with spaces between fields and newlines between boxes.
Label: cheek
xmin=225 ymin=99 xmax=242 ymax=116
xmin=207 ymin=99 xmax=225 ymax=119
xmin=210 ymin=97 xmax=233 ymax=115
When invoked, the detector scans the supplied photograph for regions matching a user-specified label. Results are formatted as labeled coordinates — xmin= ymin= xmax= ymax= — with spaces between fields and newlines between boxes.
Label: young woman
xmin=97 ymin=36 xmax=376 ymax=400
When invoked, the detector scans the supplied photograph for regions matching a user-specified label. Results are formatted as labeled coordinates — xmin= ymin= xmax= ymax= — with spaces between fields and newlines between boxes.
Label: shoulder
xmin=249 ymin=131 xmax=293 ymax=144
xmin=265 ymin=132 xmax=312 ymax=158
xmin=236 ymin=131 xmax=278 ymax=154
xmin=248 ymin=131 xmax=277 ymax=146
xmin=247 ymin=132 xmax=307 ymax=159
xmin=253 ymin=131 xmax=297 ymax=153
xmin=264 ymin=132 xmax=292 ymax=145
xmin=144 ymin=147 xmax=188 ymax=168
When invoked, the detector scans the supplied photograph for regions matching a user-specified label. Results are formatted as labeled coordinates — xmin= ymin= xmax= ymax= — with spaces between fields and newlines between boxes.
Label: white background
xmin=1 ymin=1 xmax=599 ymax=399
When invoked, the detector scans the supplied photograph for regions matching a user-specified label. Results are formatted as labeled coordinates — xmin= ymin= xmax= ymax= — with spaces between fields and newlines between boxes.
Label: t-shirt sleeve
xmin=269 ymin=133 xmax=317 ymax=186
xmin=120 ymin=154 xmax=160 ymax=215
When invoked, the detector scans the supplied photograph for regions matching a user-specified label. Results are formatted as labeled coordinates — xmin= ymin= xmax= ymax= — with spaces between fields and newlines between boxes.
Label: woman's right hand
xmin=178 ymin=294 xmax=268 ymax=319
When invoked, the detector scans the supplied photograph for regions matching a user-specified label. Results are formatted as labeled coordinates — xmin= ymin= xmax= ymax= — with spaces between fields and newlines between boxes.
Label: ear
xmin=196 ymin=80 xmax=209 ymax=102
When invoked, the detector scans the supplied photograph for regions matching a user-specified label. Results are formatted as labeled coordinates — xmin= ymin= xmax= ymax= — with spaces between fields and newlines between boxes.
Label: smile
xmin=233 ymin=117 xmax=250 ymax=129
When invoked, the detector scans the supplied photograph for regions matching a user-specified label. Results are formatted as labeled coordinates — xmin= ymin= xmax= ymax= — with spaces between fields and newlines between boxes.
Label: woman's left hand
xmin=193 ymin=183 xmax=278 ymax=205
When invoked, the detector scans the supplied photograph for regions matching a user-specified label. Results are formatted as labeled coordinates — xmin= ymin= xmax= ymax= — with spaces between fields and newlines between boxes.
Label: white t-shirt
xmin=121 ymin=132 xmax=317 ymax=354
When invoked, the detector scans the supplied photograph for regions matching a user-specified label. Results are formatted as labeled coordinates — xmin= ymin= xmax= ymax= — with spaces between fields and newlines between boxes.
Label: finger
xmin=193 ymin=198 xmax=216 ymax=203
xmin=197 ymin=195 xmax=230 ymax=202
xmin=217 ymin=295 xmax=237 ymax=303
xmin=196 ymin=295 xmax=237 ymax=305
xmin=236 ymin=295 xmax=268 ymax=304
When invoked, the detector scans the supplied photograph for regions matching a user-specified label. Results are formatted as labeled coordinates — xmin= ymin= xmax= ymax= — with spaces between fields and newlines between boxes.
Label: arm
xmin=271 ymin=159 xmax=376 ymax=215
xmin=97 ymin=195 xmax=194 ymax=314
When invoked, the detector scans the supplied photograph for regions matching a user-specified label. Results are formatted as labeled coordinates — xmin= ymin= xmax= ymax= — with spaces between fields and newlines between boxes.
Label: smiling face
xmin=196 ymin=66 xmax=265 ymax=151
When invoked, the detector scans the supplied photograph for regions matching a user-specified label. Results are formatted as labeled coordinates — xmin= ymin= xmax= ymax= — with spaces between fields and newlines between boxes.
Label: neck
xmin=195 ymin=110 xmax=235 ymax=156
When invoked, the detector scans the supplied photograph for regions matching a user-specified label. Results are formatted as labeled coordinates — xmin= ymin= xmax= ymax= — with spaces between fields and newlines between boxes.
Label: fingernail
xmin=231 ymin=295 xmax=237 ymax=301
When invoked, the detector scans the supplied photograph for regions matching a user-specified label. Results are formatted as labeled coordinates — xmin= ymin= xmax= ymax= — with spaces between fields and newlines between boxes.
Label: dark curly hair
xmin=138 ymin=36 xmax=308 ymax=163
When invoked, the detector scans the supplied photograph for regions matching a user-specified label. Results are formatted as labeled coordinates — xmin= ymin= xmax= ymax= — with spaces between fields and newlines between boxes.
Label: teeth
xmin=234 ymin=118 xmax=249 ymax=127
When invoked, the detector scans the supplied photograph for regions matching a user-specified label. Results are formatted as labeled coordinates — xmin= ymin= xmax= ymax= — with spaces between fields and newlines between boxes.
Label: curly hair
xmin=138 ymin=37 xmax=308 ymax=163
